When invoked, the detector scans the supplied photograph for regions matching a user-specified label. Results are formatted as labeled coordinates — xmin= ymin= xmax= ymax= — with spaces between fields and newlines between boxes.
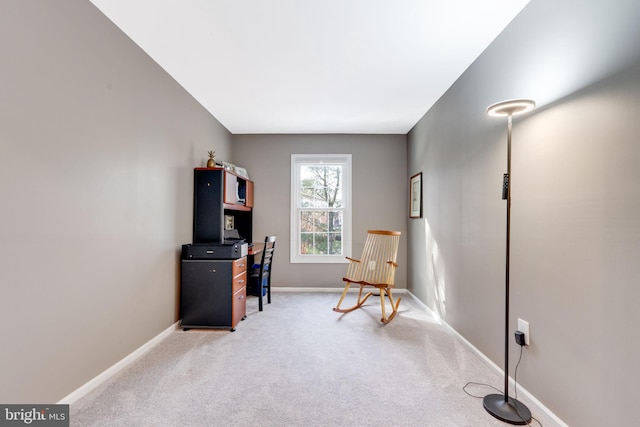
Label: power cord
xmin=462 ymin=381 xmax=501 ymax=398
xmin=513 ymin=344 xmax=529 ymax=424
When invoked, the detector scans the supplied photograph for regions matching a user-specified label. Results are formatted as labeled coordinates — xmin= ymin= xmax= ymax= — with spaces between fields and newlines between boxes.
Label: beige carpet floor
xmin=70 ymin=292 xmax=555 ymax=426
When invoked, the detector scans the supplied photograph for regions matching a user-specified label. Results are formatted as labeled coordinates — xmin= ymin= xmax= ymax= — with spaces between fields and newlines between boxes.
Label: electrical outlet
xmin=517 ymin=318 xmax=530 ymax=346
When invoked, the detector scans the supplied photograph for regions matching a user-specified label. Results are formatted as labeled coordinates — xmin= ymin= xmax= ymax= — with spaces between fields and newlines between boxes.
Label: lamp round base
xmin=483 ymin=393 xmax=532 ymax=425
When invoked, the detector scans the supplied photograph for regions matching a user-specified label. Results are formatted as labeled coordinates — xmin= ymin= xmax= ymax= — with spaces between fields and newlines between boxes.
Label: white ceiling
xmin=90 ymin=0 xmax=530 ymax=134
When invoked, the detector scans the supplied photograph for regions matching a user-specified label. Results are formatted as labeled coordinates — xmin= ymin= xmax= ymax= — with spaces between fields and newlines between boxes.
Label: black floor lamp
xmin=483 ymin=99 xmax=535 ymax=425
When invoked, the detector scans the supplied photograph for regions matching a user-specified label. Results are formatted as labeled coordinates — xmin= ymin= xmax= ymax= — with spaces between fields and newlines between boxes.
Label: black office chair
xmin=250 ymin=235 xmax=276 ymax=311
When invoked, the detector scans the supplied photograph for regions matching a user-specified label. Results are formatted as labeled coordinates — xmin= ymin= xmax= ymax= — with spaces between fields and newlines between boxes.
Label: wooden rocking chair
xmin=333 ymin=230 xmax=401 ymax=323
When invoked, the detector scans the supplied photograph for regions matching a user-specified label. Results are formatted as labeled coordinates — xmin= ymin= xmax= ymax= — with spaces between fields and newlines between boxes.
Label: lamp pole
xmin=504 ymin=113 xmax=512 ymax=405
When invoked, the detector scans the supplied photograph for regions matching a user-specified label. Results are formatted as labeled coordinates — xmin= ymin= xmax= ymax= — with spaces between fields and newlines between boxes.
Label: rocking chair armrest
xmin=346 ymin=257 xmax=361 ymax=263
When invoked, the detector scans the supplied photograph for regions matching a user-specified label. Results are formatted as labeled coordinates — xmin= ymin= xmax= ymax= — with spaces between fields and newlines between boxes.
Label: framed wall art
xmin=410 ymin=172 xmax=422 ymax=218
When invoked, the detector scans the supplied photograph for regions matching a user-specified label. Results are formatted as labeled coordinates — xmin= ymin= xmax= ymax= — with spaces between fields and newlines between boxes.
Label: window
xmin=291 ymin=154 xmax=352 ymax=263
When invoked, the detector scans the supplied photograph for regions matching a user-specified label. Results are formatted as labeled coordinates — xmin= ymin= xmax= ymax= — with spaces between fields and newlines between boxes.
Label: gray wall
xmin=232 ymin=134 xmax=407 ymax=289
xmin=0 ymin=0 xmax=232 ymax=403
xmin=407 ymin=1 xmax=640 ymax=426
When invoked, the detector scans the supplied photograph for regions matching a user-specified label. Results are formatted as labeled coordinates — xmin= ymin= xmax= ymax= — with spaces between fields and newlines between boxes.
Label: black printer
xmin=181 ymin=241 xmax=248 ymax=260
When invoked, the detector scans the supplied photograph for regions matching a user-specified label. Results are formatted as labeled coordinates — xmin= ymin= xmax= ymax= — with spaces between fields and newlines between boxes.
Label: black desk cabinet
xmin=180 ymin=257 xmax=247 ymax=331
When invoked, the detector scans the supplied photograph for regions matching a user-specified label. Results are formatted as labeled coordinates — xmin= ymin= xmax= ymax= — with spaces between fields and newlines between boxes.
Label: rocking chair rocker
xmin=333 ymin=230 xmax=401 ymax=323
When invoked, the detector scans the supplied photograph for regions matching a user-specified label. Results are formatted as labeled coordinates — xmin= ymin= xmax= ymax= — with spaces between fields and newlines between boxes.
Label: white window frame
xmin=290 ymin=154 xmax=352 ymax=263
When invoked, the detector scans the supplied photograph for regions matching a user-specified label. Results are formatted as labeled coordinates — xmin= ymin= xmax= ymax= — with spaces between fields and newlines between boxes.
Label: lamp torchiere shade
xmin=483 ymin=98 xmax=535 ymax=425
xmin=487 ymin=99 xmax=535 ymax=117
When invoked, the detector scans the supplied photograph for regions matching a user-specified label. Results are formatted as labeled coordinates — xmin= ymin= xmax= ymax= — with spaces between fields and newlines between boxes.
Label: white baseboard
xmin=57 ymin=321 xmax=179 ymax=405
xmin=271 ymin=287 xmax=408 ymax=293
xmin=405 ymin=291 xmax=568 ymax=427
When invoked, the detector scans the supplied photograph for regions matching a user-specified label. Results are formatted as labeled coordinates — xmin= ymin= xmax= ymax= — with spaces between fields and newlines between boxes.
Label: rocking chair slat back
xmin=347 ymin=230 xmax=400 ymax=286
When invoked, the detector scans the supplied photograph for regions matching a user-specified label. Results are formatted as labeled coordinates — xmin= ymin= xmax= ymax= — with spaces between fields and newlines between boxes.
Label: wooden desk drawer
xmin=232 ymin=271 xmax=247 ymax=294
xmin=233 ymin=257 xmax=248 ymax=276
xmin=232 ymin=286 xmax=246 ymax=328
